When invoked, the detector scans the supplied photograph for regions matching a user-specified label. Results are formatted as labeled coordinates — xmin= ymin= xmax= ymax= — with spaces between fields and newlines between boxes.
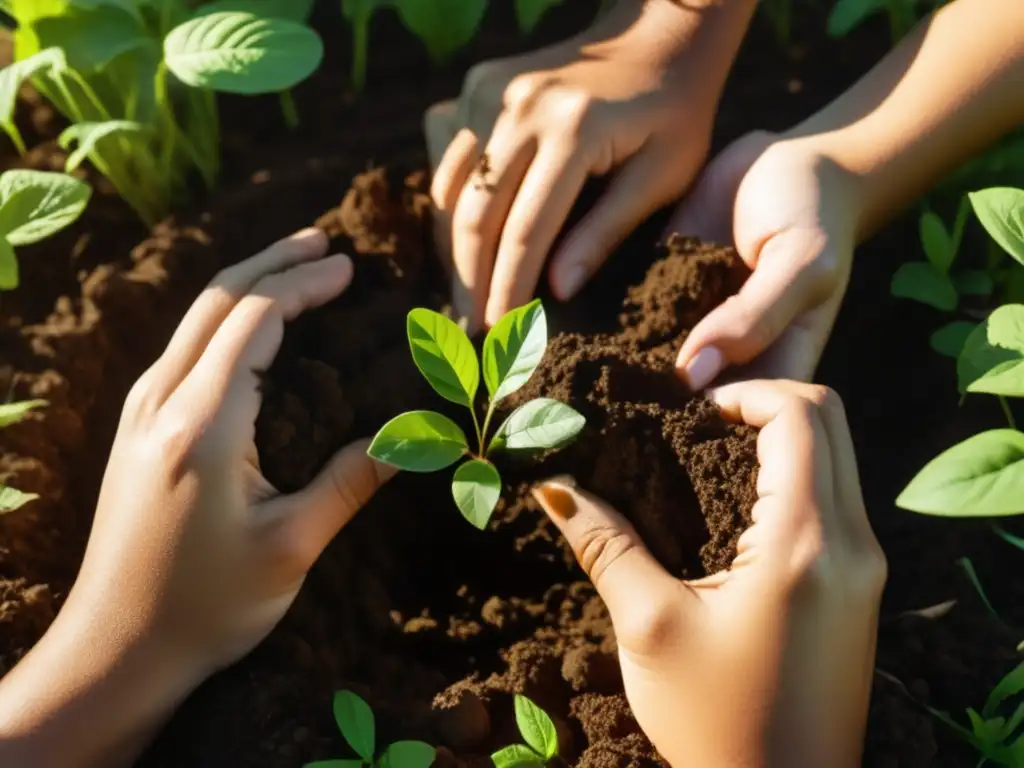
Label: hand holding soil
xmin=532 ymin=379 xmax=887 ymax=767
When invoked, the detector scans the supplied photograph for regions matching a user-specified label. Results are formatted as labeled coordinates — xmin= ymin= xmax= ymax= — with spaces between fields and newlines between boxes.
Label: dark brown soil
xmin=2 ymin=2 xmax=1022 ymax=767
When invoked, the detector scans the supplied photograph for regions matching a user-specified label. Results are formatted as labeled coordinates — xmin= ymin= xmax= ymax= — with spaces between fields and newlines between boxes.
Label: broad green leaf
xmin=367 ymin=411 xmax=467 ymax=472
xmin=0 ymin=399 xmax=46 ymax=427
xmin=890 ymin=261 xmax=958 ymax=311
xmin=895 ymin=429 xmax=1024 ymax=517
xmin=391 ymin=0 xmax=487 ymax=64
xmin=930 ymin=321 xmax=978 ymax=359
xmin=953 ymin=269 xmax=994 ymax=297
xmin=303 ymin=761 xmax=364 ymax=768
xmin=407 ymin=308 xmax=479 ymax=407
xmin=514 ymin=695 xmax=558 ymax=760
xmin=490 ymin=744 xmax=544 ymax=768
xmin=826 ymin=0 xmax=886 ymax=36
xmin=516 ymin=0 xmax=562 ymax=34
xmin=491 ymin=398 xmax=584 ymax=453
xmin=332 ymin=690 xmax=375 ymax=762
xmin=451 ymin=459 xmax=500 ymax=530
xmin=920 ymin=210 xmax=954 ymax=274
xmin=68 ymin=0 xmax=145 ymax=25
xmin=0 ymin=170 xmax=91 ymax=246
xmin=0 ymin=485 xmax=37 ymax=513
xmin=58 ymin=120 xmax=149 ymax=172
xmin=0 ymin=235 xmax=17 ymax=289
xmin=194 ymin=0 xmax=317 ymax=21
xmin=379 ymin=740 xmax=436 ymax=768
xmin=164 ymin=11 xmax=324 ymax=94
xmin=0 ymin=48 xmax=66 ymax=143
xmin=971 ymin=188 xmax=1024 ymax=267
xmin=29 ymin=5 xmax=152 ymax=71
xmin=483 ymin=299 xmax=547 ymax=404
xmin=985 ymin=660 xmax=1024 ymax=718
xmin=958 ymin=305 xmax=1024 ymax=397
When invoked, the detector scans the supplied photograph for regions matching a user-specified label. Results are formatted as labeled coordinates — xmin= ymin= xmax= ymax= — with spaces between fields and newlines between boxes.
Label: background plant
xmin=367 ymin=299 xmax=585 ymax=530
xmin=0 ymin=0 xmax=323 ymax=225
xmin=826 ymin=0 xmax=946 ymax=44
xmin=306 ymin=690 xmax=435 ymax=768
xmin=491 ymin=694 xmax=559 ymax=768
xmin=0 ymin=399 xmax=46 ymax=513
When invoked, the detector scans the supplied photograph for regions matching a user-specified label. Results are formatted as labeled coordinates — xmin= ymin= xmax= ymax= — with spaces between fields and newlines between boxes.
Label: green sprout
xmin=367 ymin=300 xmax=585 ymax=530
xmin=0 ymin=399 xmax=47 ymax=513
xmin=306 ymin=690 xmax=435 ymax=768
xmin=0 ymin=169 xmax=91 ymax=290
xmin=491 ymin=694 xmax=559 ymax=768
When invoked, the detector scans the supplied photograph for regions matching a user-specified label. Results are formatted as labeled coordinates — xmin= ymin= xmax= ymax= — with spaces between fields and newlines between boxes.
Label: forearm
xmin=786 ymin=0 xmax=1024 ymax=239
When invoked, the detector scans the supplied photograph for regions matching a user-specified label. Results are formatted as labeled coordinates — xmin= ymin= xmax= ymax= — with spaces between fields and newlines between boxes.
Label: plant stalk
xmin=999 ymin=396 xmax=1016 ymax=429
xmin=279 ymin=90 xmax=299 ymax=131
xmin=352 ymin=15 xmax=369 ymax=92
xmin=469 ymin=405 xmax=484 ymax=456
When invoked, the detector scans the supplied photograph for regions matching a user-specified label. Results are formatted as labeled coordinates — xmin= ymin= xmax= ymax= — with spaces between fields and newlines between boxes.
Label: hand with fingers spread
xmin=424 ymin=0 xmax=756 ymax=331
xmin=0 ymin=230 xmax=394 ymax=768
xmin=532 ymin=380 xmax=887 ymax=767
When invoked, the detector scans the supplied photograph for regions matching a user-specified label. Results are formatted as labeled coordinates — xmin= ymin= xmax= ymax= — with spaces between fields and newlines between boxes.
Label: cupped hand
xmin=425 ymin=0 xmax=751 ymax=330
xmin=532 ymin=380 xmax=886 ymax=767
xmin=668 ymin=131 xmax=861 ymax=389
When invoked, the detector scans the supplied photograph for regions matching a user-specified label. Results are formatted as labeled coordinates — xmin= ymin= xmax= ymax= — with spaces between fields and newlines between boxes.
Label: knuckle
xmin=615 ymin=593 xmax=683 ymax=655
xmin=549 ymin=88 xmax=595 ymax=139
xmin=122 ymin=368 xmax=159 ymax=418
xmin=503 ymin=73 xmax=544 ymax=114
xmin=575 ymin=522 xmax=635 ymax=584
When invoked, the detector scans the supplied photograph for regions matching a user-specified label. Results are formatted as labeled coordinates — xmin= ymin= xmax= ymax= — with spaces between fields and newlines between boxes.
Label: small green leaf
xmin=959 ymin=305 xmax=1024 ymax=397
xmin=0 ymin=399 xmax=46 ymax=427
xmin=164 ymin=11 xmax=324 ymax=94
xmin=68 ymin=0 xmax=145 ymax=24
xmin=0 ymin=485 xmax=37 ymax=513
xmin=0 ymin=237 xmax=18 ymax=290
xmin=194 ymin=0 xmax=317 ymax=21
xmin=0 ymin=48 xmax=66 ymax=146
xmin=490 ymin=744 xmax=545 ymax=768
xmin=953 ymin=269 xmax=994 ymax=297
xmin=515 ymin=0 xmax=562 ymax=34
xmin=491 ymin=398 xmax=584 ymax=453
xmin=984 ymin=660 xmax=1024 ymax=718
xmin=58 ymin=120 xmax=149 ymax=173
xmin=826 ymin=0 xmax=886 ymax=36
xmin=391 ymin=0 xmax=487 ymax=64
xmin=895 ymin=429 xmax=1024 ymax=517
xmin=993 ymin=523 xmax=1024 ymax=552
xmin=483 ymin=299 xmax=547 ymax=405
xmin=890 ymin=261 xmax=958 ymax=311
xmin=0 ymin=170 xmax=91 ymax=246
xmin=970 ymin=188 xmax=1024 ymax=267
xmin=957 ymin=556 xmax=998 ymax=619
xmin=304 ymin=761 xmax=364 ymax=768
xmin=930 ymin=321 xmax=978 ymax=359
xmin=407 ymin=308 xmax=479 ymax=407
xmin=920 ymin=210 xmax=955 ymax=274
xmin=514 ymin=695 xmax=558 ymax=760
xmin=451 ymin=459 xmax=500 ymax=530
xmin=367 ymin=411 xmax=467 ymax=472
xmin=333 ymin=690 xmax=375 ymax=763
xmin=379 ymin=741 xmax=436 ymax=768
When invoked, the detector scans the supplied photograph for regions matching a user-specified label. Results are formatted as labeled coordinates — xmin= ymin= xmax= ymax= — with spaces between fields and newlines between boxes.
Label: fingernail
xmin=682 ymin=346 xmax=724 ymax=392
xmin=531 ymin=476 xmax=578 ymax=519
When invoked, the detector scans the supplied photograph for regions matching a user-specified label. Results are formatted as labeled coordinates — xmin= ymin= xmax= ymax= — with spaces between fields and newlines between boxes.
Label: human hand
xmin=424 ymin=0 xmax=754 ymax=330
xmin=532 ymin=380 xmax=886 ymax=767
xmin=668 ymin=131 xmax=860 ymax=390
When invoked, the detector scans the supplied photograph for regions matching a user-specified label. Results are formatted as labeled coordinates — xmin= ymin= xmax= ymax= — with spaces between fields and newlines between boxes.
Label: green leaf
xmin=194 ymin=0 xmax=317 ymax=21
xmin=971 ymin=187 xmax=1024 ymax=267
xmin=890 ymin=261 xmax=958 ymax=311
xmin=333 ymin=690 xmax=375 ymax=763
xmin=0 ymin=399 xmax=46 ymax=427
xmin=391 ymin=0 xmax=487 ymax=64
xmin=0 ymin=237 xmax=18 ymax=290
xmin=920 ymin=210 xmax=955 ymax=274
xmin=68 ymin=0 xmax=145 ymax=25
xmin=953 ymin=269 xmax=995 ymax=297
xmin=490 ymin=398 xmax=584 ymax=453
xmin=0 ymin=48 xmax=66 ymax=144
xmin=826 ymin=0 xmax=886 ymax=36
xmin=58 ymin=120 xmax=149 ymax=172
xmin=451 ymin=459 xmax=500 ymax=530
xmin=367 ymin=411 xmax=467 ymax=472
xmin=514 ymin=695 xmax=558 ymax=760
xmin=895 ymin=429 xmax=1024 ymax=517
xmin=164 ymin=11 xmax=324 ymax=94
xmin=304 ymin=762 xmax=364 ymax=768
xmin=0 ymin=170 xmax=91 ymax=246
xmin=490 ymin=744 xmax=545 ymax=768
xmin=985 ymin=660 xmax=1024 ymax=718
xmin=29 ymin=5 xmax=152 ymax=71
xmin=406 ymin=308 xmax=479 ymax=407
xmin=379 ymin=741 xmax=436 ymax=768
xmin=930 ymin=321 xmax=979 ymax=359
xmin=0 ymin=485 xmax=37 ymax=513
xmin=515 ymin=0 xmax=561 ymax=34
xmin=993 ymin=523 xmax=1024 ymax=552
xmin=957 ymin=556 xmax=998 ymax=619
xmin=483 ymin=299 xmax=547 ymax=405
xmin=959 ymin=305 xmax=1024 ymax=397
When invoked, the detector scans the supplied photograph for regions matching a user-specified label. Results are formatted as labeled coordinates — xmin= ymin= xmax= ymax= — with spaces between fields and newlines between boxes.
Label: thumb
xmin=676 ymin=227 xmax=829 ymax=391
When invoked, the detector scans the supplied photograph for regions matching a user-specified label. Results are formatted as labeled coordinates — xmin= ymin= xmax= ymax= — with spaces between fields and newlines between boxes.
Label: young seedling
xmin=367 ymin=299 xmax=585 ymax=530
xmin=0 ymin=169 xmax=91 ymax=290
xmin=491 ymin=694 xmax=559 ymax=768
xmin=0 ymin=399 xmax=47 ymax=514
xmin=305 ymin=690 xmax=435 ymax=768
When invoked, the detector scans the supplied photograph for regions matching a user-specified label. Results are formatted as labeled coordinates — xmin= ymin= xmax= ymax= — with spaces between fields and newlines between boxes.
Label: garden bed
xmin=1 ymin=3 xmax=1023 ymax=767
